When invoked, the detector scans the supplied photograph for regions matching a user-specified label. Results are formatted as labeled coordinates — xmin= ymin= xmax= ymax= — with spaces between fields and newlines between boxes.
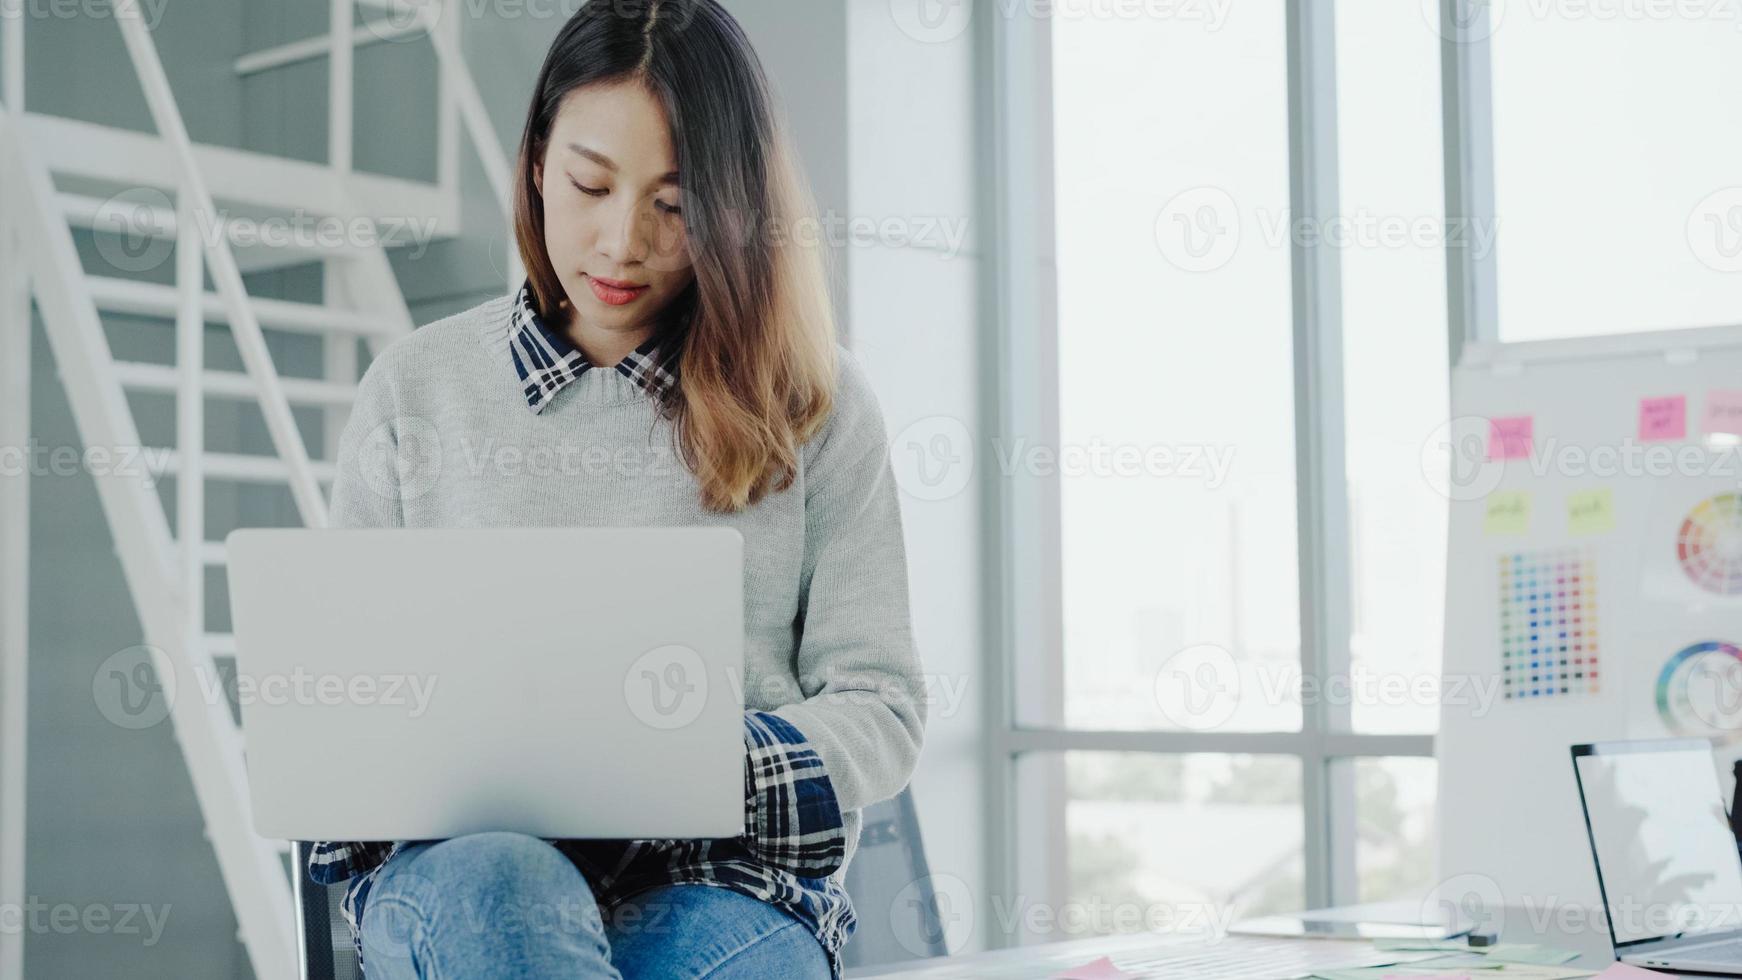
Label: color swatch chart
xmin=1499 ymin=548 xmax=1600 ymax=700
xmin=1678 ymin=493 xmax=1742 ymax=596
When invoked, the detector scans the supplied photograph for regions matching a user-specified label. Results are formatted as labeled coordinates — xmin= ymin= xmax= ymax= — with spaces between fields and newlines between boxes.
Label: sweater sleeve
xmin=306 ymin=351 xmax=405 ymax=886
xmin=768 ymin=346 xmax=928 ymax=816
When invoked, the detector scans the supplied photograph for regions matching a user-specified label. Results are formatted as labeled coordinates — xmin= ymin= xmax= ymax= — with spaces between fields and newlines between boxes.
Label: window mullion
xmin=1287 ymin=0 xmax=1356 ymax=909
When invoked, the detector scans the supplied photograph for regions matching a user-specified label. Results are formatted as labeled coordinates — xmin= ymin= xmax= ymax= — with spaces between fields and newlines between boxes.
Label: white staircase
xmin=0 ymin=0 xmax=513 ymax=976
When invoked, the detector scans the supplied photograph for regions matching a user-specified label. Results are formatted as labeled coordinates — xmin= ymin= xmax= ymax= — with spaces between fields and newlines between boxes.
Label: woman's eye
xmin=657 ymin=201 xmax=683 ymax=216
xmin=568 ymin=177 xmax=607 ymax=197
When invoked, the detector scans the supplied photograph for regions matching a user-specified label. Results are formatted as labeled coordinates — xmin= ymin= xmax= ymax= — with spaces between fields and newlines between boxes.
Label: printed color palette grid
xmin=1499 ymin=548 xmax=1600 ymax=700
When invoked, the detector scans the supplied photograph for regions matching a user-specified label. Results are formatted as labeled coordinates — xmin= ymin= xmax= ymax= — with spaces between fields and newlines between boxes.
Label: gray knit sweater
xmin=328 ymin=292 xmax=926 ymax=875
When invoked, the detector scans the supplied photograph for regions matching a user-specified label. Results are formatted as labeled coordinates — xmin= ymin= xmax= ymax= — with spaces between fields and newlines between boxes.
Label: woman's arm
xmin=306 ymin=350 xmax=406 ymax=886
xmin=740 ymin=347 xmax=928 ymax=875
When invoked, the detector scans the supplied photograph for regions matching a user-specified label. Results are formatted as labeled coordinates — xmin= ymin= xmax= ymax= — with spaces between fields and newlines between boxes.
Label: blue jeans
xmin=357 ymin=831 xmax=831 ymax=979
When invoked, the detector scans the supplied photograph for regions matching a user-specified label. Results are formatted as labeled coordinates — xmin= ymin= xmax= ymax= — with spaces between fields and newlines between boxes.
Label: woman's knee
xmin=361 ymin=833 xmax=611 ymax=972
xmin=367 ymin=833 xmax=598 ymax=936
xmin=416 ymin=831 xmax=586 ymax=895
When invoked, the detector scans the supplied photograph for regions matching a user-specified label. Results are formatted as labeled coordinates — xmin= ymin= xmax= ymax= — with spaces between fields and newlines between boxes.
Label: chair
xmin=292 ymin=840 xmax=362 ymax=980
xmin=293 ymin=787 xmax=946 ymax=977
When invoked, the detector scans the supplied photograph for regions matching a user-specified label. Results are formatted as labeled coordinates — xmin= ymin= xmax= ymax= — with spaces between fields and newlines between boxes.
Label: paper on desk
xmin=1309 ymin=964 xmax=1594 ymax=980
xmin=1048 ymin=955 xmax=1136 ymax=979
xmin=1586 ymin=965 xmax=1674 ymax=979
xmin=1480 ymin=945 xmax=1581 ymax=965
xmin=1396 ymin=952 xmax=1505 ymax=969
xmin=1373 ymin=940 xmax=1474 ymax=953
xmin=1368 ymin=940 xmax=1581 ymax=966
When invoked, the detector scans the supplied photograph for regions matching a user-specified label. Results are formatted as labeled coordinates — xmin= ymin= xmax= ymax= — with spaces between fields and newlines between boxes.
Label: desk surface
xmin=852 ymin=905 xmax=1703 ymax=979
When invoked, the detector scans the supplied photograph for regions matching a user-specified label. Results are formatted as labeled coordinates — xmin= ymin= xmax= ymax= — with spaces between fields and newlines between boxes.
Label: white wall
xmin=845 ymin=0 xmax=988 ymax=955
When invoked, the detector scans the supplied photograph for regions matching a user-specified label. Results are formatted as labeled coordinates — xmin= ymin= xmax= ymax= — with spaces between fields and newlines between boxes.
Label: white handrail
xmin=176 ymin=192 xmax=205 ymax=677
xmin=357 ymin=0 xmax=524 ymax=291
xmin=0 ymin=127 xmax=32 ymax=980
xmin=0 ymin=109 xmax=296 ymax=980
xmin=330 ymin=0 xmax=354 ymax=173
xmin=114 ymin=0 xmax=330 ymax=528
xmin=1 ymin=0 xmax=20 ymax=115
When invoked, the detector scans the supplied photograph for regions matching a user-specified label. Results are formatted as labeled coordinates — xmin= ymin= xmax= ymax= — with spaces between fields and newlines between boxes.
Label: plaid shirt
xmin=306 ymin=282 xmax=854 ymax=976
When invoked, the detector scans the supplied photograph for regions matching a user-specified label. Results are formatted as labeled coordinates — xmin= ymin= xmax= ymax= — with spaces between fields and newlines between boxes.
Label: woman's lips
xmin=586 ymin=274 xmax=650 ymax=307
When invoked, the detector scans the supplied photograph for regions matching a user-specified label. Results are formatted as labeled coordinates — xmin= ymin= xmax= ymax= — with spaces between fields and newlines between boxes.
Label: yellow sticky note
xmin=1568 ymin=488 xmax=1616 ymax=535
xmin=1484 ymin=491 xmax=1532 ymax=535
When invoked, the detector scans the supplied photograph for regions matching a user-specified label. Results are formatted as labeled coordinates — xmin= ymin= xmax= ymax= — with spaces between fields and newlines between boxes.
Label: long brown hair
xmin=511 ymin=0 xmax=839 ymax=513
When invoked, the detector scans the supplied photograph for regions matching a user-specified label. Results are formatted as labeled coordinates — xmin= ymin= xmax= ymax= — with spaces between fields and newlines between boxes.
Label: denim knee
xmin=361 ymin=831 xmax=612 ymax=974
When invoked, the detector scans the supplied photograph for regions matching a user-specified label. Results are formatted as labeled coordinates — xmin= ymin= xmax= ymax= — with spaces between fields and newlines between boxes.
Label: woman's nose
xmin=594 ymin=198 xmax=656 ymax=264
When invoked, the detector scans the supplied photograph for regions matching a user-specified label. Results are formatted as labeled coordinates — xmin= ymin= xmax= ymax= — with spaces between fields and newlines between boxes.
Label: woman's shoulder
xmin=357 ymin=292 xmax=517 ymax=395
xmin=804 ymin=343 xmax=890 ymax=461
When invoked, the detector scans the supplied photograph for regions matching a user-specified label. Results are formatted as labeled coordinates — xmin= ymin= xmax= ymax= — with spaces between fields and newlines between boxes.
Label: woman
xmin=305 ymin=1 xmax=927 ymax=976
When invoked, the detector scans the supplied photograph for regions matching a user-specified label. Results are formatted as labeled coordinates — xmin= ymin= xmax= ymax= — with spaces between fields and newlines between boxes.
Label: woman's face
xmin=534 ymin=80 xmax=694 ymax=337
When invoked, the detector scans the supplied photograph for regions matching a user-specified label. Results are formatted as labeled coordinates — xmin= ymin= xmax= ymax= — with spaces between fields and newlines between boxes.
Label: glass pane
xmin=1050 ymin=6 xmax=1300 ymax=733
xmin=1490 ymin=16 xmax=1742 ymax=339
xmin=1355 ymin=757 xmax=1439 ymax=903
xmin=1064 ymin=753 xmax=1305 ymax=940
xmin=1336 ymin=6 xmax=1449 ymax=734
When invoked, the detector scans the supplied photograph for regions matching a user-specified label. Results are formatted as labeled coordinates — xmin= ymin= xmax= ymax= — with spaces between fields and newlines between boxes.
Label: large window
xmin=990 ymin=3 xmax=1443 ymax=947
xmin=1049 ymin=5 xmax=1299 ymax=735
xmin=1489 ymin=14 xmax=1742 ymax=339
xmin=993 ymin=0 xmax=1736 ymax=949
xmin=1336 ymin=4 xmax=1450 ymax=736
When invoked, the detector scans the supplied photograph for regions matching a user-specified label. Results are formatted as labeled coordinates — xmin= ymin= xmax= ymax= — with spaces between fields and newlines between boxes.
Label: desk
xmin=851 ymin=905 xmax=1702 ymax=979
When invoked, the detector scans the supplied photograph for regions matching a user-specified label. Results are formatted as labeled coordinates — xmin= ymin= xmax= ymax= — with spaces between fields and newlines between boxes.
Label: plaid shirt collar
xmin=508 ymin=279 xmax=678 ymax=414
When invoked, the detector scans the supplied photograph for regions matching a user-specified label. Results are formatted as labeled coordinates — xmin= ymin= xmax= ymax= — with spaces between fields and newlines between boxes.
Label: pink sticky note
xmin=1704 ymin=390 xmax=1742 ymax=437
xmin=1639 ymin=395 xmax=1687 ymax=441
xmin=1050 ymin=955 xmax=1137 ymax=980
xmin=1488 ymin=415 xmax=1534 ymax=460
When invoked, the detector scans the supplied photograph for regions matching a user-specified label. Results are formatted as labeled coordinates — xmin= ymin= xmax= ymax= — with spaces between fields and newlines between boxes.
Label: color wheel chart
xmin=1656 ymin=640 xmax=1742 ymax=740
xmin=1499 ymin=548 xmax=1600 ymax=700
xmin=1678 ymin=493 xmax=1742 ymax=595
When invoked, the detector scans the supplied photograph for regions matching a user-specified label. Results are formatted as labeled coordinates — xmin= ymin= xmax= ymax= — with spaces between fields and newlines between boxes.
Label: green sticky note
xmin=1373 ymin=940 xmax=1470 ymax=952
xmin=1567 ymin=489 xmax=1615 ymax=535
xmin=1484 ymin=491 xmax=1532 ymax=535
xmin=1480 ymin=943 xmax=1582 ymax=965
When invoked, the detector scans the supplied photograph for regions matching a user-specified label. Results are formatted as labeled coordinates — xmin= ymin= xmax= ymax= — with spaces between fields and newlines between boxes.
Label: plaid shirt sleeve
xmin=741 ymin=709 xmax=846 ymax=877
xmin=306 ymin=840 xmax=397 ymax=886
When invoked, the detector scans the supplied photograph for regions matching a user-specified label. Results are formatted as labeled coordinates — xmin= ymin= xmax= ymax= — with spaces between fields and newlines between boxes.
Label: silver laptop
xmin=225 ymin=526 xmax=746 ymax=842
xmin=1572 ymin=738 xmax=1742 ymax=973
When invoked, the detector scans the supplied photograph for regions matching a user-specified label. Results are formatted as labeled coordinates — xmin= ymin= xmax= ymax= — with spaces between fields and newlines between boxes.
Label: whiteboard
xmin=1437 ymin=324 xmax=1742 ymax=917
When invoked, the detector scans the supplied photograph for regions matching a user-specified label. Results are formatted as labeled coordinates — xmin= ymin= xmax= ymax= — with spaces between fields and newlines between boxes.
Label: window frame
xmin=979 ymin=0 xmax=1481 ymax=943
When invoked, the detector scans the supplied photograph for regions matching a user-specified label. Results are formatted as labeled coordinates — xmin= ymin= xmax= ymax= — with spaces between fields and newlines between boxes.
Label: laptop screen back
xmin=1575 ymin=744 xmax=1742 ymax=945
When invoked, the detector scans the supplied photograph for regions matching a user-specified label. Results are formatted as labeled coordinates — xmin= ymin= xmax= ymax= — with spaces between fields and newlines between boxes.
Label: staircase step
xmin=158 ymin=451 xmax=339 ymax=486
xmin=113 ymin=360 xmax=361 ymax=407
xmin=87 ymin=275 xmax=395 ymax=338
xmin=58 ymin=192 xmax=377 ymax=274
xmin=24 ymin=111 xmax=460 ymax=232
